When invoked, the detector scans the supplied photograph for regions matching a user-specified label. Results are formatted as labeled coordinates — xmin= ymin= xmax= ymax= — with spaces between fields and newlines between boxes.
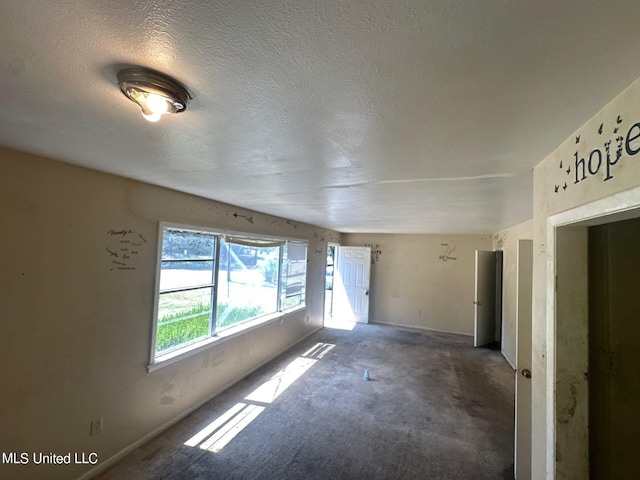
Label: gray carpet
xmin=96 ymin=323 xmax=515 ymax=480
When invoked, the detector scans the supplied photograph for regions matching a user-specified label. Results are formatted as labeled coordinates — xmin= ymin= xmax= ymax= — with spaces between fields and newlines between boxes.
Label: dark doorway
xmin=588 ymin=217 xmax=640 ymax=479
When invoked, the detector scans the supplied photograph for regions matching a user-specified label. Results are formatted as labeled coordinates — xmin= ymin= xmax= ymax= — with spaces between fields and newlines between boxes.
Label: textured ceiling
xmin=2 ymin=1 xmax=640 ymax=233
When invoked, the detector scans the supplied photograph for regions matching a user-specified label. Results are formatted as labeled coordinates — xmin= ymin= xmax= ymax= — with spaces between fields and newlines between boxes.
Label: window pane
xmin=162 ymin=229 xmax=215 ymax=260
xmin=156 ymin=287 xmax=212 ymax=354
xmin=281 ymin=242 xmax=307 ymax=309
xmin=216 ymin=239 xmax=279 ymax=330
xmin=153 ymin=225 xmax=309 ymax=363
xmin=159 ymin=260 xmax=214 ymax=291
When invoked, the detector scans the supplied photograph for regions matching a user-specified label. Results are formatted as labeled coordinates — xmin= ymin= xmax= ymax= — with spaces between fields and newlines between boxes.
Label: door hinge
xmin=599 ymin=352 xmax=620 ymax=375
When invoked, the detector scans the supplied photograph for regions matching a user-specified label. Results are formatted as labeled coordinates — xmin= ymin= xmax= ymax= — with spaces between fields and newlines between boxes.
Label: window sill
xmin=147 ymin=305 xmax=306 ymax=373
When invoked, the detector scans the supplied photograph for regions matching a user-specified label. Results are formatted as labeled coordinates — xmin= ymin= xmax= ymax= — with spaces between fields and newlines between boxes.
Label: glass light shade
xmin=146 ymin=93 xmax=169 ymax=115
xmin=117 ymin=67 xmax=191 ymax=123
xmin=140 ymin=93 xmax=169 ymax=122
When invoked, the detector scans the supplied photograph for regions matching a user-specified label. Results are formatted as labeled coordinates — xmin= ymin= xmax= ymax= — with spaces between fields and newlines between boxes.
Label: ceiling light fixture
xmin=117 ymin=67 xmax=191 ymax=122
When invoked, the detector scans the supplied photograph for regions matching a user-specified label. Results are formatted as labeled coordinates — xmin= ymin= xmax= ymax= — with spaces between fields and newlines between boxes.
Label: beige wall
xmin=531 ymin=77 xmax=640 ymax=478
xmin=0 ymin=147 xmax=340 ymax=480
xmin=493 ymin=219 xmax=533 ymax=368
xmin=342 ymin=233 xmax=492 ymax=335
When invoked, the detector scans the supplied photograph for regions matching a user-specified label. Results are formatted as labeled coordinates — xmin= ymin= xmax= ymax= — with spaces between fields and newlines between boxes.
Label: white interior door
xmin=474 ymin=250 xmax=496 ymax=347
xmin=336 ymin=246 xmax=371 ymax=323
xmin=515 ymin=240 xmax=533 ymax=479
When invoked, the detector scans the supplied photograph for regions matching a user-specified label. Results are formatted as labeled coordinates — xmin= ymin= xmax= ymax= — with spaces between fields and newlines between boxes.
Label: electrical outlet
xmin=90 ymin=417 xmax=103 ymax=436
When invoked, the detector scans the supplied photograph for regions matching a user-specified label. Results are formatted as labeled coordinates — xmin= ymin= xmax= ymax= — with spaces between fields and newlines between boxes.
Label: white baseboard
xmin=76 ymin=326 xmax=322 ymax=480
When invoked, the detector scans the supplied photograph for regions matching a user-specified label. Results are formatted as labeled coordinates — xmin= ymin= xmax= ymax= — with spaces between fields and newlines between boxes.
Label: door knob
xmin=365 ymin=289 xmax=369 ymax=296
xmin=521 ymin=369 xmax=532 ymax=379
xmin=473 ymin=301 xmax=483 ymax=305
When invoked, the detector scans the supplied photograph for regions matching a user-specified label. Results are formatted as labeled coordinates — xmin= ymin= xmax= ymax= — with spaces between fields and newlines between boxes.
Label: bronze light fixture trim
xmin=117 ymin=67 xmax=191 ymax=122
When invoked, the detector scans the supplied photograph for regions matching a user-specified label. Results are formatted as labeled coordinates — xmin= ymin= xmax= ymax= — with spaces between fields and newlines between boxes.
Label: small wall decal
xmin=233 ymin=212 xmax=254 ymax=223
xmin=106 ymin=228 xmax=147 ymax=271
xmin=438 ymin=243 xmax=457 ymax=262
xmin=286 ymin=220 xmax=298 ymax=229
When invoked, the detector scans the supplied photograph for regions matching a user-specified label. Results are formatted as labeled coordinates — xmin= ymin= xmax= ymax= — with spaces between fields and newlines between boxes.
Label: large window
xmin=152 ymin=224 xmax=307 ymax=364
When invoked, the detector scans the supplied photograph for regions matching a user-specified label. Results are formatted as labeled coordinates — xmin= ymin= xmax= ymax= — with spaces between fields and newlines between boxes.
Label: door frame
xmin=515 ymin=239 xmax=533 ymax=480
xmin=545 ymin=186 xmax=640 ymax=478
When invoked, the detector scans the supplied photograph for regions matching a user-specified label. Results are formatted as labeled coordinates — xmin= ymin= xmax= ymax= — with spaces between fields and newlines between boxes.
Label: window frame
xmin=149 ymin=221 xmax=308 ymax=371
